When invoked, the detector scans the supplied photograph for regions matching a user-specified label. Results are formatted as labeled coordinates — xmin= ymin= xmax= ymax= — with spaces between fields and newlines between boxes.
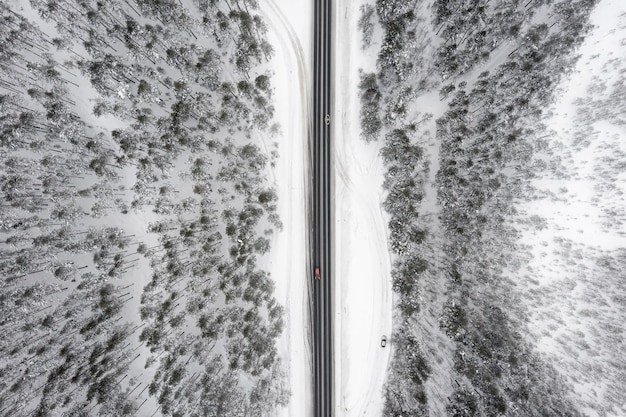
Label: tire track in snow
xmin=259 ymin=1 xmax=312 ymax=416
xmin=342 ymin=175 xmax=393 ymax=417
xmin=333 ymin=0 xmax=393 ymax=414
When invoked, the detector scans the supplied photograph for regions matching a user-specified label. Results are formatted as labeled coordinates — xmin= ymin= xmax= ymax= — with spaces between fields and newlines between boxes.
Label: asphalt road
xmin=312 ymin=0 xmax=332 ymax=415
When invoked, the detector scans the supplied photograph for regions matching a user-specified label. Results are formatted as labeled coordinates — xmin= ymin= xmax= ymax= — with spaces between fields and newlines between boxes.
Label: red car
xmin=314 ymin=267 xmax=320 ymax=280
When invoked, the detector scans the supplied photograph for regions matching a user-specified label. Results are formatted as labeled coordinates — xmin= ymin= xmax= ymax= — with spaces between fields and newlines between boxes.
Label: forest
xmin=0 ymin=0 xmax=287 ymax=416
xmin=359 ymin=0 xmax=624 ymax=416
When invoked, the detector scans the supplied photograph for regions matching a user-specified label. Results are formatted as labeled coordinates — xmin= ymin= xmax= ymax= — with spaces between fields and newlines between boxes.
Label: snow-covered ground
xmin=333 ymin=1 xmax=393 ymax=416
xmin=508 ymin=1 xmax=626 ymax=415
xmin=3 ymin=2 xmax=164 ymax=413
xmin=260 ymin=0 xmax=312 ymax=416
xmin=3 ymin=1 xmax=301 ymax=414
xmin=264 ymin=0 xmax=393 ymax=415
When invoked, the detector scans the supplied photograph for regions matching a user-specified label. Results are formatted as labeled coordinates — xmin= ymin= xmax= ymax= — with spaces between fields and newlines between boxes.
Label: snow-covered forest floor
xmin=0 ymin=0 xmax=289 ymax=415
xmin=509 ymin=2 xmax=626 ymax=413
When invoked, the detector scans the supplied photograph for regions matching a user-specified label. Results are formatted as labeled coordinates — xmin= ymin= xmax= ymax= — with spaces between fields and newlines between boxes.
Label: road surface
xmin=311 ymin=0 xmax=333 ymax=415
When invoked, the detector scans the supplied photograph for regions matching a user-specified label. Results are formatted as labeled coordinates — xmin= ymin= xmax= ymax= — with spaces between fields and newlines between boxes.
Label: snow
xmin=333 ymin=0 xmax=393 ymax=416
xmin=265 ymin=0 xmax=626 ymax=415
xmin=506 ymin=1 xmax=626 ymax=415
xmin=259 ymin=0 xmax=312 ymax=416
xmin=403 ymin=90 xmax=458 ymax=416
xmin=10 ymin=0 xmax=622 ymax=413
xmin=263 ymin=0 xmax=393 ymax=415
xmin=2 ymin=1 xmax=165 ymax=413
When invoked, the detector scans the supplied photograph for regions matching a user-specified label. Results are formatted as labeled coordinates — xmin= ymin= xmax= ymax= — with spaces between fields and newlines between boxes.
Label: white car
xmin=325 ymin=114 xmax=330 ymax=125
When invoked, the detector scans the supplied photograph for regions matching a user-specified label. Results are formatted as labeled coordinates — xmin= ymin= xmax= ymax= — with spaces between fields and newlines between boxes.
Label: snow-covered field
xmin=264 ymin=0 xmax=393 ymax=415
